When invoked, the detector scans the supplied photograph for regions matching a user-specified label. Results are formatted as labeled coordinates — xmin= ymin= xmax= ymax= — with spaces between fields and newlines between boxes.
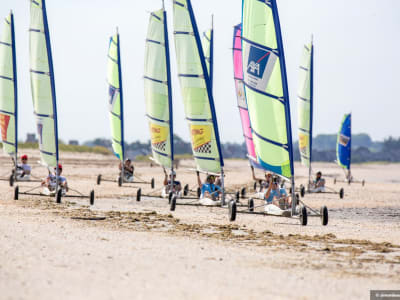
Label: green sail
xmin=0 ymin=12 xmax=17 ymax=157
xmin=144 ymin=9 xmax=173 ymax=169
xmin=30 ymin=0 xmax=59 ymax=168
xmin=242 ymin=0 xmax=294 ymax=179
xmin=173 ymin=0 xmax=223 ymax=174
xmin=107 ymin=32 xmax=124 ymax=161
xmin=297 ymin=41 xmax=313 ymax=168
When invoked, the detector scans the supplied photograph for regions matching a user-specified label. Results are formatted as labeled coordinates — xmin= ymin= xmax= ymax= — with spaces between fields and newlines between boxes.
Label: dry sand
xmin=0 ymin=150 xmax=399 ymax=299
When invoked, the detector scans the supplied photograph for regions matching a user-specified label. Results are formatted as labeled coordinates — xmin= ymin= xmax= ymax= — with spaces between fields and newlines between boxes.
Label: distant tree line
xmin=83 ymin=134 xmax=400 ymax=163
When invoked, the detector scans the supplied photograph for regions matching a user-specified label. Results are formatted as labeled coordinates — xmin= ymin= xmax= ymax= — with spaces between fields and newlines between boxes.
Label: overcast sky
xmin=1 ymin=0 xmax=399 ymax=144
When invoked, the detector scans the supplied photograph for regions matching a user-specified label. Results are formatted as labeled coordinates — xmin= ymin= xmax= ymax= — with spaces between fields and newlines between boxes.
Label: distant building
xmin=68 ymin=140 xmax=79 ymax=146
xmin=26 ymin=133 xmax=37 ymax=143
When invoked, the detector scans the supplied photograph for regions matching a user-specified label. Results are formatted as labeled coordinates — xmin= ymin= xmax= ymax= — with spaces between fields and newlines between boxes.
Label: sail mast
xmin=10 ymin=11 xmax=18 ymax=169
xmin=163 ymin=2 xmax=174 ymax=167
xmin=309 ymin=36 xmax=314 ymax=186
xmin=209 ymin=14 xmax=214 ymax=92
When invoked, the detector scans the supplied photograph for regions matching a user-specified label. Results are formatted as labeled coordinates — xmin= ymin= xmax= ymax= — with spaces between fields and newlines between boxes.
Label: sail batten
xmin=29 ymin=0 xmax=59 ymax=167
xmin=144 ymin=8 xmax=174 ymax=168
xmin=173 ymin=0 xmax=223 ymax=174
xmin=241 ymin=0 xmax=294 ymax=179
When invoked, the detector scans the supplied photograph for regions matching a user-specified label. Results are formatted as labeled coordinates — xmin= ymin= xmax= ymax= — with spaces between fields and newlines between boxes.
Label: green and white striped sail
xmin=107 ymin=33 xmax=124 ymax=161
xmin=297 ymin=41 xmax=313 ymax=168
xmin=242 ymin=0 xmax=293 ymax=179
xmin=173 ymin=0 xmax=222 ymax=174
xmin=0 ymin=13 xmax=17 ymax=157
xmin=30 ymin=0 xmax=59 ymax=168
xmin=202 ymin=27 xmax=212 ymax=81
xmin=144 ymin=9 xmax=173 ymax=169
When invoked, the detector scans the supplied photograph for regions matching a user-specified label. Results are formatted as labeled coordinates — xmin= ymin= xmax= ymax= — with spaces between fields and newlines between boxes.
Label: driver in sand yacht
xmin=264 ymin=176 xmax=292 ymax=215
xmin=197 ymin=172 xmax=221 ymax=200
xmin=119 ymin=158 xmax=134 ymax=182
xmin=309 ymin=171 xmax=326 ymax=193
xmin=163 ymin=169 xmax=182 ymax=196
xmin=41 ymin=164 xmax=68 ymax=194
xmin=15 ymin=154 xmax=31 ymax=181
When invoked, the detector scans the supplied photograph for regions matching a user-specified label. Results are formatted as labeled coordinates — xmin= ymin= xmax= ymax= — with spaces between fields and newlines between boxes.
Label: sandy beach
xmin=0 ymin=150 xmax=399 ymax=299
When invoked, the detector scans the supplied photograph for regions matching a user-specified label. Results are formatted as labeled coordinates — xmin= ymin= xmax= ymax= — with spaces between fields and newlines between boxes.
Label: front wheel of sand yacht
xmin=56 ymin=189 xmax=62 ymax=204
xmin=14 ymin=186 xmax=19 ymax=200
xmin=300 ymin=185 xmax=306 ymax=198
xmin=136 ymin=188 xmax=142 ymax=202
xmin=90 ymin=190 xmax=95 ymax=206
xmin=97 ymin=174 xmax=102 ymax=185
xmin=170 ymin=195 xmax=177 ymax=211
xmin=339 ymin=188 xmax=344 ymax=199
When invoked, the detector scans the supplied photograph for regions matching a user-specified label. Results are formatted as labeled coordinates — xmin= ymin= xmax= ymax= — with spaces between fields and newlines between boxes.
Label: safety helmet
xmin=21 ymin=154 xmax=28 ymax=160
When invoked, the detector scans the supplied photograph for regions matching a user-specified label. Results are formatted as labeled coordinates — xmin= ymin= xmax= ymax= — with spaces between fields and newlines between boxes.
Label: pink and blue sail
xmin=232 ymin=23 xmax=259 ymax=168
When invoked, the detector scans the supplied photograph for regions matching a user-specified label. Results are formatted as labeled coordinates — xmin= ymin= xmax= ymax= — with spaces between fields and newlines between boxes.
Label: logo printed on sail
xmin=191 ymin=125 xmax=212 ymax=154
xmin=150 ymin=123 xmax=167 ymax=153
xmin=108 ymin=85 xmax=119 ymax=110
xmin=0 ymin=114 xmax=10 ymax=142
xmin=247 ymin=46 xmax=271 ymax=79
xmin=299 ymin=133 xmax=309 ymax=157
xmin=339 ymin=134 xmax=350 ymax=147
xmin=244 ymin=44 xmax=277 ymax=91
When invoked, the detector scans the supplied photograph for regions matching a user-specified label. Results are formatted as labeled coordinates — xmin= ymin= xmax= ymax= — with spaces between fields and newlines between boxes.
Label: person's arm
xmin=251 ymin=166 xmax=259 ymax=181
xmin=264 ymin=183 xmax=273 ymax=200
xmin=176 ymin=183 xmax=182 ymax=191
xmin=163 ymin=169 xmax=168 ymax=186
xmin=196 ymin=171 xmax=202 ymax=187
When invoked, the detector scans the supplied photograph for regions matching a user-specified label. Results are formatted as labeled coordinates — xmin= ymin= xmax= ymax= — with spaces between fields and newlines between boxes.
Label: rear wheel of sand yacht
xmin=168 ymin=192 xmax=173 ymax=204
xmin=14 ymin=186 xmax=19 ymax=200
xmin=151 ymin=178 xmax=155 ymax=189
xmin=97 ymin=174 xmax=102 ymax=185
xmin=235 ymin=191 xmax=240 ymax=202
xmin=339 ymin=188 xmax=344 ymax=199
xmin=253 ymin=181 xmax=257 ymax=191
xmin=333 ymin=178 xmax=336 ymax=184
xmin=241 ymin=187 xmax=246 ymax=198
xmin=248 ymin=198 xmax=254 ymax=212
xmin=228 ymin=200 xmax=237 ymax=222
xmin=320 ymin=206 xmax=328 ymax=226
xmin=183 ymin=184 xmax=189 ymax=196
xmin=300 ymin=185 xmax=305 ymax=198
xmin=170 ymin=195 xmax=177 ymax=211
xmin=299 ymin=206 xmax=308 ymax=226
xmin=118 ymin=176 xmax=122 ymax=187
xmin=56 ymin=189 xmax=62 ymax=204
xmin=90 ymin=190 xmax=95 ymax=206
xmin=136 ymin=188 xmax=142 ymax=202
xmin=9 ymin=174 xmax=14 ymax=187
xmin=362 ymin=180 xmax=365 ymax=187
